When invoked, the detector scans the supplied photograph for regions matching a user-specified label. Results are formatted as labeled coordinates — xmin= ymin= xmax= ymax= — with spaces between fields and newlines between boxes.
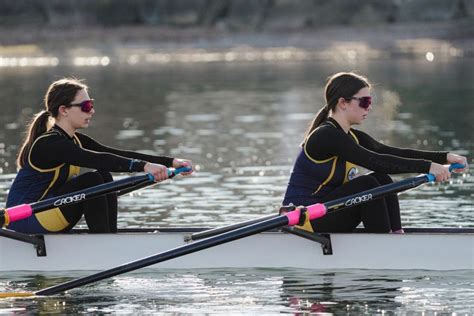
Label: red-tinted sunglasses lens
xmin=358 ymin=96 xmax=372 ymax=109
xmin=80 ymin=100 xmax=94 ymax=113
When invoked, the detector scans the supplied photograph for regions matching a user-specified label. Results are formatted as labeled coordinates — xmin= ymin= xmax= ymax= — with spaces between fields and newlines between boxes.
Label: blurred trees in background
xmin=0 ymin=0 xmax=472 ymax=30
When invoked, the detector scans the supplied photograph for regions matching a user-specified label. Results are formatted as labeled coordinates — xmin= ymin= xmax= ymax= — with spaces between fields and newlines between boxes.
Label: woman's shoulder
xmin=74 ymin=131 xmax=88 ymax=139
xmin=33 ymin=129 xmax=63 ymax=145
xmin=308 ymin=121 xmax=342 ymax=139
xmin=305 ymin=122 xmax=344 ymax=149
xmin=28 ymin=129 xmax=66 ymax=158
xmin=349 ymin=127 xmax=366 ymax=135
xmin=348 ymin=128 xmax=372 ymax=142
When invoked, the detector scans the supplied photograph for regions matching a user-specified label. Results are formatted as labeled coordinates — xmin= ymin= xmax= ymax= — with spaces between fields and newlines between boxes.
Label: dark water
xmin=0 ymin=50 xmax=473 ymax=313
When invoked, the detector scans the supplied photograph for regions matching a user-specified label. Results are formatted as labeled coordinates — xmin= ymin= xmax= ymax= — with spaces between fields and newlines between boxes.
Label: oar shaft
xmin=185 ymin=214 xmax=277 ymax=242
xmin=323 ymin=163 xmax=464 ymax=212
xmin=35 ymin=212 xmax=292 ymax=295
xmin=0 ymin=174 xmax=152 ymax=227
xmin=31 ymin=175 xmax=152 ymax=214
xmin=36 ymin=204 xmax=327 ymax=296
xmin=1 ymin=167 xmax=191 ymax=227
xmin=323 ymin=174 xmax=429 ymax=211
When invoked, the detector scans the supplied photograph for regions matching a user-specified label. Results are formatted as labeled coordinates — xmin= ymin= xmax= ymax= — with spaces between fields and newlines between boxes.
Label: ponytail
xmin=302 ymin=105 xmax=330 ymax=143
xmin=16 ymin=110 xmax=51 ymax=169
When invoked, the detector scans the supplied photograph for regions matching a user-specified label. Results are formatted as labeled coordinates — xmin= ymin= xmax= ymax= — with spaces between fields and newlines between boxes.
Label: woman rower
xmin=7 ymin=77 xmax=193 ymax=234
xmin=282 ymin=72 xmax=467 ymax=233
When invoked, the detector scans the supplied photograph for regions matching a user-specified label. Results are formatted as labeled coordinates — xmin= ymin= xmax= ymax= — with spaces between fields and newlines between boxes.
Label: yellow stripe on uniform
xmin=68 ymin=165 xmax=80 ymax=180
xmin=312 ymin=157 xmax=338 ymax=195
xmin=35 ymin=207 xmax=69 ymax=232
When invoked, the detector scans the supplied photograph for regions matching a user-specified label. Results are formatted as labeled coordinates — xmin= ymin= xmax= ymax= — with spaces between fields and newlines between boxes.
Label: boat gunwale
xmin=65 ymin=227 xmax=474 ymax=234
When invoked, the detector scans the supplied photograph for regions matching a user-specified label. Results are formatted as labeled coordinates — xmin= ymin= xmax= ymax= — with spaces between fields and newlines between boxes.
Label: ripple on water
xmin=1 ymin=269 xmax=472 ymax=314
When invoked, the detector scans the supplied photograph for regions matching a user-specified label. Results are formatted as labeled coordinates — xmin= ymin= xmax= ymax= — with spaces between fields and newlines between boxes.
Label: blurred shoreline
xmin=0 ymin=20 xmax=473 ymax=70
xmin=1 ymin=0 xmax=473 ymax=62
xmin=1 ymin=20 xmax=473 ymax=53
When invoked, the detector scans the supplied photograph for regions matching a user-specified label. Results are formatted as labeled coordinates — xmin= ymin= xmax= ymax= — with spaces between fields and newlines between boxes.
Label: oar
xmin=186 ymin=163 xmax=465 ymax=241
xmin=0 ymin=167 xmax=191 ymax=227
xmin=184 ymin=214 xmax=276 ymax=242
xmin=1 ymin=202 xmax=328 ymax=297
xmin=2 ymin=164 xmax=463 ymax=298
xmin=117 ymin=166 xmax=191 ymax=196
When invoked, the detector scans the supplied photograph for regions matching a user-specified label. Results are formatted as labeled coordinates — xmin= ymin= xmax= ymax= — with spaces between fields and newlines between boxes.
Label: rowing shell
xmin=0 ymin=227 xmax=472 ymax=271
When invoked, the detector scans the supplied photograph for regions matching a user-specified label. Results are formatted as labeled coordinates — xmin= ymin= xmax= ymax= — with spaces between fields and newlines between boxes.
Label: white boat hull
xmin=1 ymin=228 xmax=473 ymax=271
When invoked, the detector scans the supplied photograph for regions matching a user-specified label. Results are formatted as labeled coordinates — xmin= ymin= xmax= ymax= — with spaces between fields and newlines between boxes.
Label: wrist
xmin=130 ymin=159 xmax=146 ymax=172
xmin=446 ymin=153 xmax=453 ymax=162
xmin=172 ymin=158 xmax=180 ymax=168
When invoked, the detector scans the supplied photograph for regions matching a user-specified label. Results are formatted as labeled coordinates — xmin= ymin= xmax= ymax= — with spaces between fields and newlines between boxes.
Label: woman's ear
xmin=336 ymin=97 xmax=347 ymax=112
xmin=58 ymin=105 xmax=68 ymax=117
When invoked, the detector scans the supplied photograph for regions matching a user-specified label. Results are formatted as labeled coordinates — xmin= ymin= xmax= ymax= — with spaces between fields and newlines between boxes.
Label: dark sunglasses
xmin=70 ymin=99 xmax=94 ymax=113
xmin=346 ymin=96 xmax=372 ymax=109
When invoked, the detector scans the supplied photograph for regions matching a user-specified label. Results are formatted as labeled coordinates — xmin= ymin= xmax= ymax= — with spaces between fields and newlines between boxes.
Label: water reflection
xmin=0 ymin=38 xmax=465 ymax=69
xmin=1 ymin=269 xmax=472 ymax=314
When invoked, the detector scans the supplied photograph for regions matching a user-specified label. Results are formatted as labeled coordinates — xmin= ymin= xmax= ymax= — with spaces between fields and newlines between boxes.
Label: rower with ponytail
xmin=283 ymin=72 xmax=467 ymax=234
xmin=7 ymin=77 xmax=194 ymax=234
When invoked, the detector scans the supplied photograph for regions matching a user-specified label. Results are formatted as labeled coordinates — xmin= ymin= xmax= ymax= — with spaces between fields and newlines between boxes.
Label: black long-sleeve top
xmin=30 ymin=125 xmax=174 ymax=172
xmin=283 ymin=117 xmax=447 ymax=204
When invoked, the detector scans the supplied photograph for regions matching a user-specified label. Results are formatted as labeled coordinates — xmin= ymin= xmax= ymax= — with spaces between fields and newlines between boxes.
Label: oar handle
xmin=167 ymin=166 xmax=192 ymax=178
xmin=117 ymin=166 xmax=192 ymax=197
xmin=425 ymin=163 xmax=465 ymax=182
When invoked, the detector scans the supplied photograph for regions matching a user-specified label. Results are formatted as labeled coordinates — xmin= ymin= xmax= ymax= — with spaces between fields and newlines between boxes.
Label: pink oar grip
xmin=286 ymin=210 xmax=301 ymax=226
xmin=7 ymin=204 xmax=33 ymax=223
xmin=286 ymin=203 xmax=327 ymax=226
xmin=306 ymin=203 xmax=327 ymax=220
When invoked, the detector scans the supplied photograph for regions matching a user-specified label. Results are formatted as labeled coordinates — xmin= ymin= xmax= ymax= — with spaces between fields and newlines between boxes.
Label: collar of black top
xmin=51 ymin=124 xmax=74 ymax=140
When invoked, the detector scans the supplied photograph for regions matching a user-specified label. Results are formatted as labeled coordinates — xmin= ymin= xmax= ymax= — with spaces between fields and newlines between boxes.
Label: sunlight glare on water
xmin=0 ymin=269 xmax=472 ymax=314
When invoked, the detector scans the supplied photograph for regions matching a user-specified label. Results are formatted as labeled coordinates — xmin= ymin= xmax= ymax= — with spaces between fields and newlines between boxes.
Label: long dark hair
xmin=303 ymin=72 xmax=370 ymax=141
xmin=17 ymin=78 xmax=88 ymax=169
